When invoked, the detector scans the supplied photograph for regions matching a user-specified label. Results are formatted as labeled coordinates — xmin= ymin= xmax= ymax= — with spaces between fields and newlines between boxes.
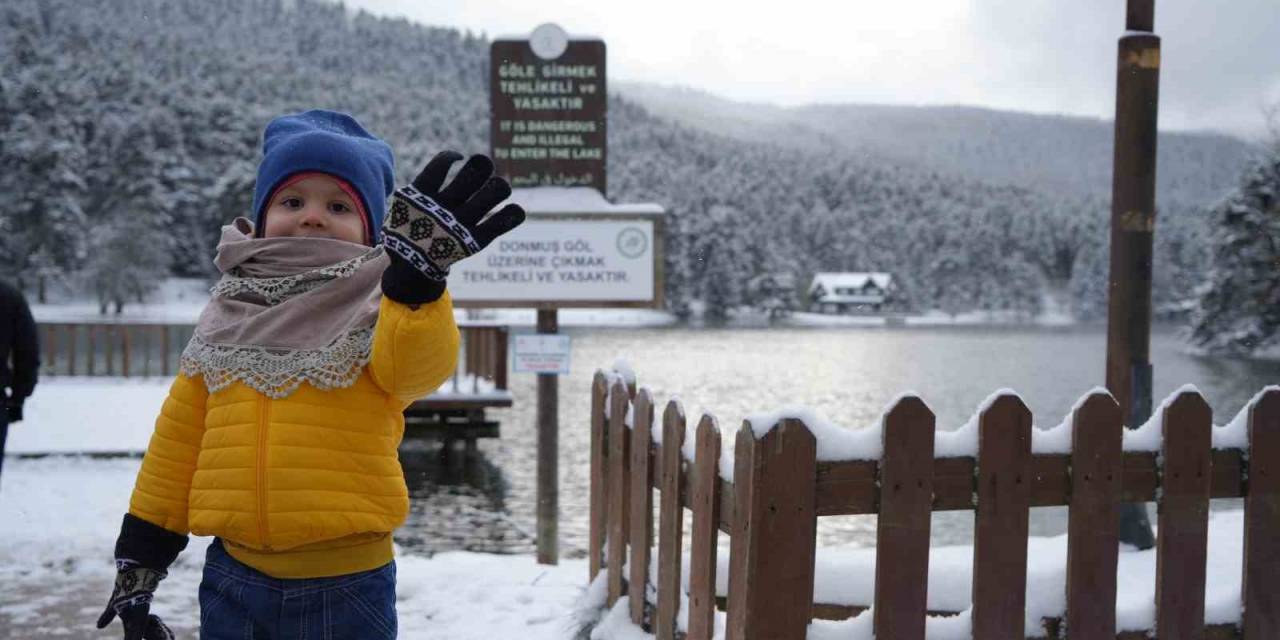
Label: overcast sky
xmin=344 ymin=0 xmax=1280 ymax=139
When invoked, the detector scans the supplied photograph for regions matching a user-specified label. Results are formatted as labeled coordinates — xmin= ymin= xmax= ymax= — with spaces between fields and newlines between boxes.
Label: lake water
xmin=393 ymin=325 xmax=1279 ymax=557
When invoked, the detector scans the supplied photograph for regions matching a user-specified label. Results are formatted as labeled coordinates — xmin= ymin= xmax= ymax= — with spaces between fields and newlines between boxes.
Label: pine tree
xmin=1190 ymin=148 xmax=1280 ymax=354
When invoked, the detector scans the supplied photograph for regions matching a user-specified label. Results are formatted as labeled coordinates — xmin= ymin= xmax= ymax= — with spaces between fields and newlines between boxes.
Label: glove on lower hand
xmin=381 ymin=151 xmax=526 ymax=304
xmin=5 ymin=398 xmax=22 ymax=423
xmin=96 ymin=514 xmax=189 ymax=640
xmin=95 ymin=560 xmax=175 ymax=640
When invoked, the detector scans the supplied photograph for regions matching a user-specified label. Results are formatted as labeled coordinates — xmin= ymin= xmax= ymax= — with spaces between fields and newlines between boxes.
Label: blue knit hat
xmin=252 ymin=110 xmax=395 ymax=244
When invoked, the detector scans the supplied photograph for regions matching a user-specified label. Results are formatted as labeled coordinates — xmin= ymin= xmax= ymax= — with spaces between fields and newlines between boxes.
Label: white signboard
xmin=513 ymin=334 xmax=572 ymax=374
xmin=450 ymin=218 xmax=656 ymax=305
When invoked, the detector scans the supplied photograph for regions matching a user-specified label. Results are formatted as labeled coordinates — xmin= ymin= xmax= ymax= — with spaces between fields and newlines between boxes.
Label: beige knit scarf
xmin=179 ymin=218 xmax=391 ymax=398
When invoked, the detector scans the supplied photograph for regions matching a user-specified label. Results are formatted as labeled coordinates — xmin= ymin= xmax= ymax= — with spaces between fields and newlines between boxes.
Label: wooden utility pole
xmin=1105 ymin=0 xmax=1159 ymax=549
xmin=536 ymin=308 xmax=560 ymax=564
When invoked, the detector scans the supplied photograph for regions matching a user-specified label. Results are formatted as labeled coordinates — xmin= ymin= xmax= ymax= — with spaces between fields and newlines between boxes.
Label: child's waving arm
xmin=372 ymin=151 xmax=525 ymax=404
xmin=368 ymin=293 xmax=461 ymax=404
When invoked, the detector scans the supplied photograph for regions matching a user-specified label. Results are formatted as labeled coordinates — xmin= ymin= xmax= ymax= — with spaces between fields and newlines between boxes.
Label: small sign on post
xmin=513 ymin=334 xmax=572 ymax=375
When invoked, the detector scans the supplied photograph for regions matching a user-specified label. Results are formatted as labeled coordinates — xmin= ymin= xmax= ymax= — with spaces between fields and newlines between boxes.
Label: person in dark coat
xmin=0 ymin=279 xmax=39 ymax=489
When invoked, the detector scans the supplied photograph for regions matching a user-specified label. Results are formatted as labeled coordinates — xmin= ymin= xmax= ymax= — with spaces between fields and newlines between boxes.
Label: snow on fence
xmin=36 ymin=322 xmax=509 ymax=391
xmin=588 ymin=370 xmax=1280 ymax=639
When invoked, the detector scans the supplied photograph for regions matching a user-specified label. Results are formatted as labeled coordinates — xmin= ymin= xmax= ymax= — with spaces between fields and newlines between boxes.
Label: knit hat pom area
xmin=252 ymin=110 xmax=395 ymax=244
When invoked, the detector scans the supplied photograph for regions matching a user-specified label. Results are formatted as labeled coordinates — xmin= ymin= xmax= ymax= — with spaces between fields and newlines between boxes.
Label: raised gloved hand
xmin=96 ymin=514 xmax=188 ymax=640
xmin=381 ymin=151 xmax=526 ymax=304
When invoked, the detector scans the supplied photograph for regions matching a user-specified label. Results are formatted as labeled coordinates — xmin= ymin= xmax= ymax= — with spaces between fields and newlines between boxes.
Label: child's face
xmin=261 ymin=175 xmax=367 ymax=245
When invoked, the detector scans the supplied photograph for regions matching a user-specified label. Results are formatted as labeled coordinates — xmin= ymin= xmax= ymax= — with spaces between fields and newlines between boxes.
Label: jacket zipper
xmin=257 ymin=394 xmax=272 ymax=550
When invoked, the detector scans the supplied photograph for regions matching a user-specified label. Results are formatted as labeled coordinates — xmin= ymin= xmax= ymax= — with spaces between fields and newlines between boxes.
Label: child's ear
xmin=233 ymin=217 xmax=256 ymax=236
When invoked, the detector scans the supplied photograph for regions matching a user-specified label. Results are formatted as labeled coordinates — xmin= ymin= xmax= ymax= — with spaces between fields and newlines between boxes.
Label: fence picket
xmin=687 ymin=415 xmax=721 ymax=640
xmin=873 ymin=396 xmax=935 ymax=640
xmin=589 ymin=372 xmax=609 ymax=582
xmin=69 ymin=325 xmax=77 ymax=375
xmin=1242 ymin=389 xmax=1280 ymax=639
xmin=726 ymin=419 xmax=817 ymax=640
xmin=629 ymin=389 xmax=656 ymax=625
xmin=105 ymin=326 xmax=114 ymax=375
xmin=121 ymin=326 xmax=131 ymax=377
xmin=1156 ymin=390 xmax=1212 ymax=640
xmin=971 ymin=394 xmax=1033 ymax=639
xmin=1066 ymin=392 xmax=1123 ymax=639
xmin=161 ymin=325 xmax=170 ymax=376
xmin=654 ymin=401 xmax=686 ymax=640
xmin=607 ymin=381 xmax=631 ymax=607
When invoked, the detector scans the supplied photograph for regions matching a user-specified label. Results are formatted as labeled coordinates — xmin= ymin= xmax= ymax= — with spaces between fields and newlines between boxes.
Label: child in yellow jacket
xmin=95 ymin=110 xmax=525 ymax=640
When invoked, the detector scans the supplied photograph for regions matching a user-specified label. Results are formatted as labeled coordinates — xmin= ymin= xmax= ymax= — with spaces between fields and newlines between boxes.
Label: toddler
xmin=95 ymin=109 xmax=524 ymax=640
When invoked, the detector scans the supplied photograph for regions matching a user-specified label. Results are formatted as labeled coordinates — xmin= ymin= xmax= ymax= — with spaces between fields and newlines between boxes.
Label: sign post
xmin=535 ymin=309 xmax=559 ymax=565
xmin=487 ymin=25 xmax=662 ymax=565
xmin=1105 ymin=0 xmax=1159 ymax=550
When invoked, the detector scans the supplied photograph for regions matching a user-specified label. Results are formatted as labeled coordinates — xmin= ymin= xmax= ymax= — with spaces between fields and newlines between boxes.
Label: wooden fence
xmin=37 ymin=322 xmax=509 ymax=388
xmin=588 ymin=371 xmax=1280 ymax=639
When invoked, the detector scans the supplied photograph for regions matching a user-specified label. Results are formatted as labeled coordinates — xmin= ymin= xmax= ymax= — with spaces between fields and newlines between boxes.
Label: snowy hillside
xmin=1 ymin=0 xmax=1257 ymax=319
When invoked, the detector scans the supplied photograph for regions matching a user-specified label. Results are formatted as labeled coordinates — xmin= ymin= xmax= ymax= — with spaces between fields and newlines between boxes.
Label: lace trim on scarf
xmin=179 ymin=327 xmax=374 ymax=399
xmin=210 ymin=249 xmax=383 ymax=305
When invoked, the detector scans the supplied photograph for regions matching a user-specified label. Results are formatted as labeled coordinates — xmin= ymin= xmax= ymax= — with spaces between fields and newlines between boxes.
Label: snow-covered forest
xmin=0 ymin=0 xmax=1265 ymax=319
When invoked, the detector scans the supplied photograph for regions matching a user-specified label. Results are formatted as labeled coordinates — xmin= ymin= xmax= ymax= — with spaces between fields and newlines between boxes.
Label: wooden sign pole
xmin=1105 ymin=0 xmax=1159 ymax=550
xmin=536 ymin=307 xmax=560 ymax=564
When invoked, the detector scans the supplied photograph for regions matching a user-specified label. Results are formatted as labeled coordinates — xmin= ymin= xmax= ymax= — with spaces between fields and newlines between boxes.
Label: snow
xmin=784 ymin=312 xmax=888 ymax=328
xmin=432 ymin=373 xmax=509 ymax=399
xmin=808 ymin=272 xmax=893 ymax=294
xmin=30 ymin=278 xmax=212 ymax=324
xmin=1030 ymin=387 xmax=1114 ymax=455
xmin=742 ymin=405 xmax=884 ymax=460
xmin=1213 ymin=385 xmax=1280 ymax=450
xmin=0 ymin=455 xmax=591 ymax=639
xmin=508 ymin=187 xmax=664 ymax=215
xmin=1124 ymin=384 xmax=1203 ymax=452
xmin=589 ymin=509 xmax=1248 ymax=639
xmin=5 ymin=377 xmax=172 ymax=454
xmin=932 ymin=389 xmax=1017 ymax=458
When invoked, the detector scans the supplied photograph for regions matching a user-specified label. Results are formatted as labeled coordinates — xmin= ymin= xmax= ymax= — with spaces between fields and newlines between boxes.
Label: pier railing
xmin=588 ymin=370 xmax=1280 ymax=639
xmin=36 ymin=322 xmax=508 ymax=390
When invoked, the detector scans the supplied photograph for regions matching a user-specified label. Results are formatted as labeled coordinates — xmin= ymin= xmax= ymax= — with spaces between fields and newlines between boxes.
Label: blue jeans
xmin=199 ymin=539 xmax=398 ymax=640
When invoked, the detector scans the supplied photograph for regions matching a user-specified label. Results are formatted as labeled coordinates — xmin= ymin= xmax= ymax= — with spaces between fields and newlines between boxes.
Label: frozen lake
xmin=393 ymin=324 xmax=1280 ymax=556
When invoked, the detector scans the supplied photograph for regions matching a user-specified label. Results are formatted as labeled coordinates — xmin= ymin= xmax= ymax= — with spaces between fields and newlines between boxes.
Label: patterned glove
xmin=95 ymin=560 xmax=174 ymax=640
xmin=96 ymin=514 xmax=188 ymax=640
xmin=381 ymin=151 xmax=526 ymax=304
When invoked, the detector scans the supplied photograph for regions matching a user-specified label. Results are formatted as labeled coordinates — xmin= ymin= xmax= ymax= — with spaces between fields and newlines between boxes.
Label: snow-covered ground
xmin=0 ymin=456 xmax=590 ymax=639
xmin=3 ymin=380 xmax=1265 ymax=639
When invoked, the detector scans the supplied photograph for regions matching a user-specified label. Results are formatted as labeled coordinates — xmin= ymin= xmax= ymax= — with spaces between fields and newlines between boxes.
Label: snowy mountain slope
xmin=1 ymin=0 xmax=1250 ymax=319
xmin=617 ymin=81 xmax=1258 ymax=203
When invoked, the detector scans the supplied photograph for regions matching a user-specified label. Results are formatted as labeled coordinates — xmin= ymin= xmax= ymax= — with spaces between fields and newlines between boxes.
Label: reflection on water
xmin=394 ymin=441 xmax=536 ymax=555
xmin=396 ymin=325 xmax=1278 ymax=557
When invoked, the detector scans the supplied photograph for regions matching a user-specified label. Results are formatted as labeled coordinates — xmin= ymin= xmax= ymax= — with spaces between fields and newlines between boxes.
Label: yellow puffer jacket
xmin=128 ymin=294 xmax=459 ymax=578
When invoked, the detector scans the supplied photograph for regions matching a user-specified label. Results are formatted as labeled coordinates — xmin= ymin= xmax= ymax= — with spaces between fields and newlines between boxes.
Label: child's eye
xmin=281 ymin=197 xmax=303 ymax=209
xmin=329 ymin=202 xmax=352 ymax=214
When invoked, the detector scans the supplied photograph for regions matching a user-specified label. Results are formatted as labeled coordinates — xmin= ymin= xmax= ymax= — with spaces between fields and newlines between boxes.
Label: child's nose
xmin=299 ymin=205 xmax=329 ymax=228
